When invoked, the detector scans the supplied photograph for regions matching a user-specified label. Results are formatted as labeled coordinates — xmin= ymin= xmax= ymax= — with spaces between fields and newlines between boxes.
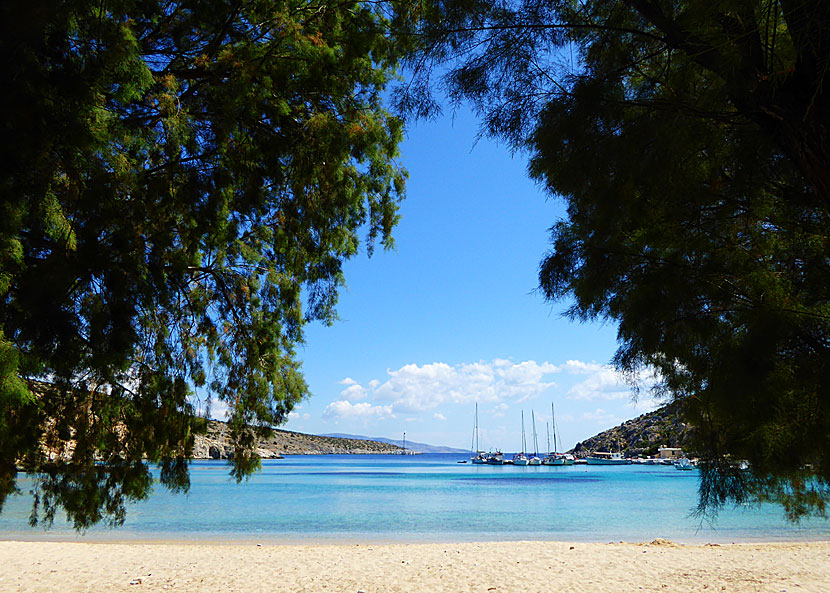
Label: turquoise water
xmin=1 ymin=454 xmax=828 ymax=543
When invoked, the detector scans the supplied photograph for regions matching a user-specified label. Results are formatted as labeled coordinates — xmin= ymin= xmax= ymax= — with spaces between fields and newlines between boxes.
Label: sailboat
xmin=528 ymin=411 xmax=542 ymax=465
xmin=543 ymin=402 xmax=575 ymax=465
xmin=513 ymin=411 xmax=529 ymax=466
xmin=470 ymin=404 xmax=487 ymax=464
xmin=542 ymin=420 xmax=561 ymax=465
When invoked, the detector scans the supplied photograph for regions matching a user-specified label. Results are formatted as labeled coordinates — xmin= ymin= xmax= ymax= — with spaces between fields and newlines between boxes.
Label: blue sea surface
xmin=1 ymin=454 xmax=828 ymax=543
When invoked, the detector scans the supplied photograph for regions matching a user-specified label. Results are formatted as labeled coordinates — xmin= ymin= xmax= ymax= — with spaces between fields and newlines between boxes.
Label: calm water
xmin=1 ymin=454 xmax=828 ymax=543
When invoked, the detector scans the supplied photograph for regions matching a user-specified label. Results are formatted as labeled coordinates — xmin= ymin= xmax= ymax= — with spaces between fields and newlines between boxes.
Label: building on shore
xmin=657 ymin=446 xmax=683 ymax=460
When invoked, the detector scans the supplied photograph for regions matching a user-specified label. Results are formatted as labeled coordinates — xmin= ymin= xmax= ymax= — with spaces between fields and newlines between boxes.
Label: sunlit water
xmin=1 ymin=454 xmax=827 ymax=543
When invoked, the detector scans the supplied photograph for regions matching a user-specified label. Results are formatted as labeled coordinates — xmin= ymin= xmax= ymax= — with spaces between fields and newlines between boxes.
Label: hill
xmin=321 ymin=433 xmax=468 ymax=454
xmin=192 ymin=421 xmax=403 ymax=459
xmin=571 ymin=401 xmax=692 ymax=458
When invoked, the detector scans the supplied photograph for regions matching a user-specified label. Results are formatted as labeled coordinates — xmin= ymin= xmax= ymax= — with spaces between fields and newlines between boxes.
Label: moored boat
xmin=470 ymin=403 xmax=487 ymax=464
xmin=542 ymin=452 xmax=575 ymax=465
xmin=513 ymin=411 xmax=529 ymax=465
xmin=674 ymin=457 xmax=694 ymax=470
xmin=586 ymin=451 xmax=631 ymax=465
xmin=528 ymin=411 xmax=542 ymax=464
xmin=542 ymin=453 xmax=565 ymax=465
xmin=542 ymin=402 xmax=575 ymax=465
xmin=486 ymin=451 xmax=504 ymax=465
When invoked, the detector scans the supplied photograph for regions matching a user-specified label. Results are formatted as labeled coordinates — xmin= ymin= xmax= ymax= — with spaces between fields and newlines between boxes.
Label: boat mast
xmin=403 ymin=431 xmax=406 ymax=454
xmin=471 ymin=405 xmax=475 ymax=455
xmin=471 ymin=403 xmax=481 ymax=456
xmin=531 ymin=410 xmax=539 ymax=457
xmin=521 ymin=410 xmax=527 ymax=454
xmin=551 ymin=402 xmax=558 ymax=454
xmin=546 ymin=422 xmax=551 ymax=454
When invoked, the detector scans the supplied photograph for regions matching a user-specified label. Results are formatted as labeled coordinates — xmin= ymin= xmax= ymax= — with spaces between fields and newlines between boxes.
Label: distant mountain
xmin=571 ymin=401 xmax=693 ymax=458
xmin=320 ymin=433 xmax=468 ymax=454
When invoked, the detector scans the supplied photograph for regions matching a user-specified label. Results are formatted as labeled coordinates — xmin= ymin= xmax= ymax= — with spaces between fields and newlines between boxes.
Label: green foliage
xmin=0 ymin=0 xmax=408 ymax=528
xmin=405 ymin=0 xmax=830 ymax=519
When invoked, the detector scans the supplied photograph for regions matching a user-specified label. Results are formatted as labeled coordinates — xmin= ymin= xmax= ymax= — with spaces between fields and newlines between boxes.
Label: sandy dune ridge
xmin=1 ymin=539 xmax=828 ymax=593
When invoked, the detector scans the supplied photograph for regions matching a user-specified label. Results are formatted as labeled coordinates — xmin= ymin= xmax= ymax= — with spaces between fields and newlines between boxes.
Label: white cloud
xmin=340 ymin=383 xmax=368 ymax=402
xmin=323 ymin=400 xmax=395 ymax=421
xmin=492 ymin=402 xmax=509 ymax=418
xmin=566 ymin=366 xmax=633 ymax=401
xmin=627 ymin=395 xmax=662 ymax=415
xmin=566 ymin=364 xmax=659 ymax=402
xmin=323 ymin=359 xmax=659 ymax=437
xmin=363 ymin=359 xmax=560 ymax=412
xmin=561 ymin=360 xmax=605 ymax=374
xmin=581 ymin=408 xmax=623 ymax=426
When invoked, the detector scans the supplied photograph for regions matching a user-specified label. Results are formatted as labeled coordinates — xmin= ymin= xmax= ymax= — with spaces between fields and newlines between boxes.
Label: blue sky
xmin=225 ymin=108 xmax=661 ymax=452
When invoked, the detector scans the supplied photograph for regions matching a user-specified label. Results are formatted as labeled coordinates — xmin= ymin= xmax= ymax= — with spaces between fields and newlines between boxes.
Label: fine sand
xmin=1 ymin=539 xmax=828 ymax=593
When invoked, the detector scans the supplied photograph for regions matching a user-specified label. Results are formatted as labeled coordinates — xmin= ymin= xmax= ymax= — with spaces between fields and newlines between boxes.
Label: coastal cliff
xmin=571 ymin=401 xmax=692 ymax=458
xmin=192 ymin=420 xmax=403 ymax=459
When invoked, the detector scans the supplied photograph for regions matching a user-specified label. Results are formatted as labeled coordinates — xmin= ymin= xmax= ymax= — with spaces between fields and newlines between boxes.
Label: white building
xmin=657 ymin=446 xmax=683 ymax=459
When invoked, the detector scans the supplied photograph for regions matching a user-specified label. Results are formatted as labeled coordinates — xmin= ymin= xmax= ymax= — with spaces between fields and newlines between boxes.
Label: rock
xmin=571 ymin=401 xmax=692 ymax=458
xmin=191 ymin=419 xmax=403 ymax=458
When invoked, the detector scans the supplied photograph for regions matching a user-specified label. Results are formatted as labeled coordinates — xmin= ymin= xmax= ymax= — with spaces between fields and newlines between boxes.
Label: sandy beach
xmin=1 ymin=539 xmax=828 ymax=593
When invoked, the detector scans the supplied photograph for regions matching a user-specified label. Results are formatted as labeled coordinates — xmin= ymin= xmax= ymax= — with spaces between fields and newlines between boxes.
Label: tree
xmin=0 ymin=0 xmax=407 ymax=529
xmin=402 ymin=0 xmax=830 ymax=519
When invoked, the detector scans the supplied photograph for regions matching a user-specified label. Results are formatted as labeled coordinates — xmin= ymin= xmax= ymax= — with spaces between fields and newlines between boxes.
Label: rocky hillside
xmin=192 ymin=420 xmax=403 ymax=459
xmin=571 ymin=401 xmax=693 ymax=458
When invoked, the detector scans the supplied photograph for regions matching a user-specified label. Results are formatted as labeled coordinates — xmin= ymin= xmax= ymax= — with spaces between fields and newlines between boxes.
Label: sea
xmin=1 ymin=454 xmax=828 ymax=543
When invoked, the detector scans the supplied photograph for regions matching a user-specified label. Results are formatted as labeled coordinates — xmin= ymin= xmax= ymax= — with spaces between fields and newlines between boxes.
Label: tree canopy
xmin=0 ymin=0 xmax=407 ymax=528
xmin=402 ymin=0 xmax=830 ymax=519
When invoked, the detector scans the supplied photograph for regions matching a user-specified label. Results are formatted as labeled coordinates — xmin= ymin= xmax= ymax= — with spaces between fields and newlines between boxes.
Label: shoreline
xmin=3 ymin=531 xmax=830 ymax=546
xmin=2 ymin=539 xmax=828 ymax=592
